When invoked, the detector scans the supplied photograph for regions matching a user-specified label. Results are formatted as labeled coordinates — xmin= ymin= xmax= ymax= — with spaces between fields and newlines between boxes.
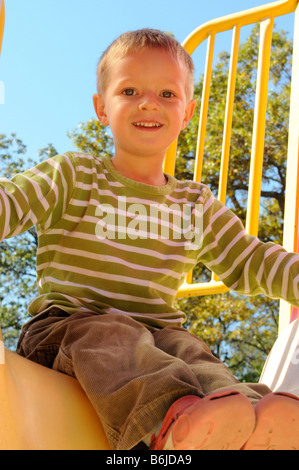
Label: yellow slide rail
xmin=166 ymin=0 xmax=299 ymax=332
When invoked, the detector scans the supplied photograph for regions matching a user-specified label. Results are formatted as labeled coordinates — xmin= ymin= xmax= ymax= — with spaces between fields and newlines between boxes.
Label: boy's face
xmin=93 ymin=48 xmax=196 ymax=163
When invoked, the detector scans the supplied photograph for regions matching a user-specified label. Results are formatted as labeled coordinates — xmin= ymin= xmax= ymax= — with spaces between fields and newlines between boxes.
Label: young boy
xmin=2 ymin=28 xmax=299 ymax=450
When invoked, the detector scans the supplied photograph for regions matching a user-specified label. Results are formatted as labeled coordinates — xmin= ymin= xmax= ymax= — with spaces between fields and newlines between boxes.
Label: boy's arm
xmin=197 ymin=186 xmax=299 ymax=307
xmin=0 ymin=152 xmax=76 ymax=242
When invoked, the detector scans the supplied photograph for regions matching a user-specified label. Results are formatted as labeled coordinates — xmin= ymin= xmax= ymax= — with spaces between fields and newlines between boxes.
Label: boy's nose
xmin=138 ymin=92 xmax=160 ymax=111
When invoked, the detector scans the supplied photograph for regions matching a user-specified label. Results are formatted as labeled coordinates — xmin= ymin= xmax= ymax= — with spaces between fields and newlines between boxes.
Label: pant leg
xmin=18 ymin=311 xmax=271 ymax=449
xmin=17 ymin=310 xmax=204 ymax=450
xmin=153 ymin=326 xmax=271 ymax=405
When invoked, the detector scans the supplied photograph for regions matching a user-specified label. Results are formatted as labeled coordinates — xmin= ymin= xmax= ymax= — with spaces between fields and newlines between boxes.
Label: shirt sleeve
xmin=197 ymin=186 xmax=299 ymax=307
xmin=0 ymin=152 xmax=76 ymax=241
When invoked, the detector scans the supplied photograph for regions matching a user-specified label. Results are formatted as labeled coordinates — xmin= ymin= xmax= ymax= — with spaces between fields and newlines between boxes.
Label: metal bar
xmin=164 ymin=0 xmax=298 ymax=177
xmin=282 ymin=3 xmax=299 ymax=255
xmin=210 ymin=27 xmax=241 ymax=284
xmin=279 ymin=1 xmax=299 ymax=332
xmin=168 ymin=0 xmax=299 ymax=298
xmin=218 ymin=25 xmax=241 ymax=204
xmin=177 ymin=280 xmax=229 ymax=298
xmin=182 ymin=0 xmax=297 ymax=56
xmin=245 ymin=17 xmax=274 ymax=236
xmin=194 ymin=32 xmax=216 ymax=183
xmin=163 ymin=139 xmax=177 ymax=175
xmin=184 ymin=33 xmax=215 ymax=286
xmin=164 ymin=0 xmax=298 ymax=174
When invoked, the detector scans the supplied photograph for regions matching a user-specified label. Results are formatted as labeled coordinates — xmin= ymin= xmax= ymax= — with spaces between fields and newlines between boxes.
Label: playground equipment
xmin=164 ymin=0 xmax=299 ymax=333
xmin=164 ymin=0 xmax=299 ymax=399
xmin=0 ymin=0 xmax=299 ymax=449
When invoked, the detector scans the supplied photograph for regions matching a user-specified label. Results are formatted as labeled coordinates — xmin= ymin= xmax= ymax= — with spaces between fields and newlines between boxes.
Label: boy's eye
xmin=161 ymin=91 xmax=174 ymax=98
xmin=123 ymin=88 xmax=136 ymax=96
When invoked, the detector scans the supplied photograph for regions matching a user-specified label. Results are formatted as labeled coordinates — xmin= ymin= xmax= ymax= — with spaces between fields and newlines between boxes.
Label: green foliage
xmin=67 ymin=119 xmax=114 ymax=158
xmin=0 ymin=134 xmax=39 ymax=348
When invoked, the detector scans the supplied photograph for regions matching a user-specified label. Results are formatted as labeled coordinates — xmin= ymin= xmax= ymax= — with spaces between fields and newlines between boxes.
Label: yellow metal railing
xmin=165 ymin=1 xmax=299 ymax=326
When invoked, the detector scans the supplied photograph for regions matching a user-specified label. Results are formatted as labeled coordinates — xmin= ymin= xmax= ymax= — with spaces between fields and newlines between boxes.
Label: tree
xmin=67 ymin=119 xmax=114 ymax=158
xmin=0 ymin=134 xmax=39 ymax=348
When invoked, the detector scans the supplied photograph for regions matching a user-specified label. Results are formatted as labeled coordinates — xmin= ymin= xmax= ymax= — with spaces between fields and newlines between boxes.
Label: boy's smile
xmin=93 ymin=48 xmax=196 ymax=183
xmin=133 ymin=121 xmax=162 ymax=129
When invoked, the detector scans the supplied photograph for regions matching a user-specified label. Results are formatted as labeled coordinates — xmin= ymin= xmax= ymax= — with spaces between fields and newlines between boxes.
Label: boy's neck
xmin=110 ymin=155 xmax=167 ymax=186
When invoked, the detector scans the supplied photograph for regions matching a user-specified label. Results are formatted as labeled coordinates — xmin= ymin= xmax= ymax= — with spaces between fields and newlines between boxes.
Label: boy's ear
xmin=181 ymin=99 xmax=197 ymax=130
xmin=93 ymin=94 xmax=109 ymax=126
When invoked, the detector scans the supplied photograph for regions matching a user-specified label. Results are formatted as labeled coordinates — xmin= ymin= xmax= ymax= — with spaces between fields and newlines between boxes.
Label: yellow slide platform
xmin=0 ymin=331 xmax=111 ymax=450
xmin=0 ymin=0 xmax=110 ymax=450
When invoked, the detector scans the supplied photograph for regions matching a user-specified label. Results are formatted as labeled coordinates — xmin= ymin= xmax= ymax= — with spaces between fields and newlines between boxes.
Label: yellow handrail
xmin=166 ymin=0 xmax=299 ymax=313
xmin=246 ymin=16 xmax=274 ymax=236
xmin=279 ymin=2 xmax=299 ymax=332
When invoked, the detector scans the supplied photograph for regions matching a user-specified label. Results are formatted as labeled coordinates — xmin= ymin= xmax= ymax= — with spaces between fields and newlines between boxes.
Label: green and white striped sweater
xmin=1 ymin=152 xmax=299 ymax=329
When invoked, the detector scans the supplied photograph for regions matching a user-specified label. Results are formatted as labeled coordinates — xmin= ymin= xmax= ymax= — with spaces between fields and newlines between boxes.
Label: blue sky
xmin=0 ymin=0 xmax=295 ymax=162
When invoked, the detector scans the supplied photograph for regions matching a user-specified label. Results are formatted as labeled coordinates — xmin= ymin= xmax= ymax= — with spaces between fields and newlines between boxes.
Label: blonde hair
xmin=96 ymin=28 xmax=194 ymax=101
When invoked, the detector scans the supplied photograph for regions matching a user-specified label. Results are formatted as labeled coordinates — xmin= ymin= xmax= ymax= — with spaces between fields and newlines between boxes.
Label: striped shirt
xmin=1 ymin=152 xmax=299 ymax=329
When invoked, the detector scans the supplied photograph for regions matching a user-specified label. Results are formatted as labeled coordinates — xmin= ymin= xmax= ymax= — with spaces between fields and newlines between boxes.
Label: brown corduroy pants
xmin=17 ymin=308 xmax=271 ymax=450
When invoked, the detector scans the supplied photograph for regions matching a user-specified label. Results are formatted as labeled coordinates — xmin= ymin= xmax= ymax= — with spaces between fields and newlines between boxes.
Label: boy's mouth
xmin=133 ymin=121 xmax=163 ymax=128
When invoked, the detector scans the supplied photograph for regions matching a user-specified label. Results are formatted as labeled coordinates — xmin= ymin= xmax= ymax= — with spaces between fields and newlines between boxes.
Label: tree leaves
xmin=0 ymin=134 xmax=40 ymax=348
